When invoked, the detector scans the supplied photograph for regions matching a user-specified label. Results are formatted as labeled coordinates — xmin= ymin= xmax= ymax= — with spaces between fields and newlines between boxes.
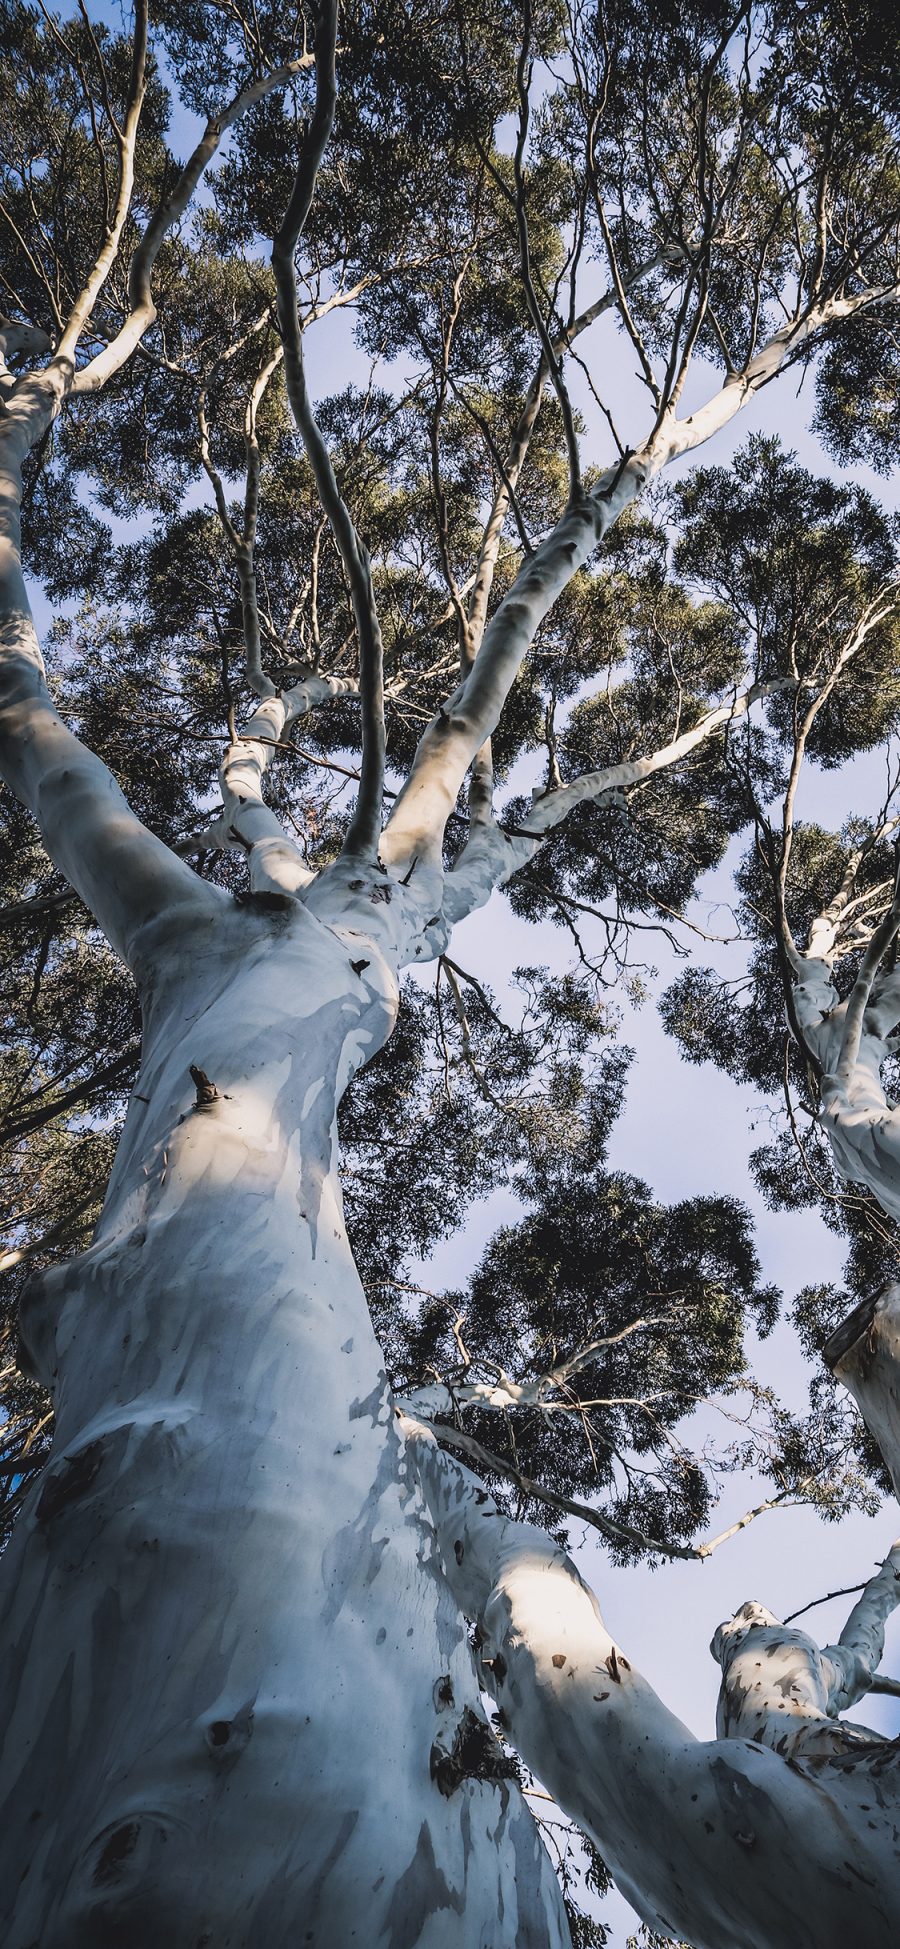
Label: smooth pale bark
xmin=180 ymin=674 xmax=366 ymax=892
xmin=712 ymin=1540 xmax=900 ymax=1758
xmin=792 ymin=955 xmax=900 ymax=1223
xmin=407 ymin=1422 xmax=900 ymax=1949
xmin=826 ymin=1284 xmax=900 ymax=1505
xmin=0 ymin=891 xmax=570 ymax=1947
xmin=0 ymin=425 xmax=213 ymax=966
xmin=0 ymin=341 xmax=569 ymax=1940
xmin=179 ymin=692 xmax=314 ymax=897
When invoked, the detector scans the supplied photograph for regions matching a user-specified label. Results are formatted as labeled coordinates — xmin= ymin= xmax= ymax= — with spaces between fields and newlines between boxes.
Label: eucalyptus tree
xmin=3 ymin=1 xmax=900 ymax=1944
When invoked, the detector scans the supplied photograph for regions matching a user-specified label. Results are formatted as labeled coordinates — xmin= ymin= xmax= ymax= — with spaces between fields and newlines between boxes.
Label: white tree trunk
xmin=407 ymin=1422 xmax=900 ymax=1949
xmin=826 ymin=1284 xmax=900 ymax=1504
xmin=0 ymin=901 xmax=570 ymax=1947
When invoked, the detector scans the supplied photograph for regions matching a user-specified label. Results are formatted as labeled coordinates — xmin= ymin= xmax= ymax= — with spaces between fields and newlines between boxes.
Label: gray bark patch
xmin=709 ymin=1755 xmax=782 ymax=1849
xmin=279 ymin=995 xmax=355 ymax=1256
xmin=348 ymin=1374 xmax=389 ymax=1427
xmin=303 ymin=1809 xmax=360 ymax=1916
xmin=320 ymin=1428 xmax=397 ymax=1624
xmin=384 ymin=1820 xmax=466 ymax=1944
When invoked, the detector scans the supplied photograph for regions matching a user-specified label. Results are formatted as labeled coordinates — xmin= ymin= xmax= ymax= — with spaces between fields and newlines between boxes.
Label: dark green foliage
xmin=360 ymin=961 xmax=781 ymax=1561
xmin=0 ymin=793 xmax=136 ymax=1537
xmin=654 ymin=443 xmax=900 ymax=1527
xmin=559 ymin=1834 xmax=614 ymax=1949
xmin=672 ymin=438 xmax=900 ymax=765
xmin=408 ymin=1162 xmax=779 ymax=1560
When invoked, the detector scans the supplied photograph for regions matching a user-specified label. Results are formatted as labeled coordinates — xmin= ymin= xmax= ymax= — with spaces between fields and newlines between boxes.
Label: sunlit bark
xmin=0 ymin=894 xmax=569 ymax=1945
xmin=407 ymin=1420 xmax=900 ymax=1949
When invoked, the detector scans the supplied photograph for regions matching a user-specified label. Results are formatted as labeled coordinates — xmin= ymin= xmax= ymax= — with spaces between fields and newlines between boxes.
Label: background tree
xmin=2 ymin=2 xmax=900 ymax=1944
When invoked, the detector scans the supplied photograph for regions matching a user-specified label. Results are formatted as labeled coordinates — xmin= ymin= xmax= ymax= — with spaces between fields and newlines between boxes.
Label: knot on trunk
xmin=189 ymin=1065 xmax=219 ymax=1107
xmin=69 ymin=1809 xmax=185 ymax=1936
xmin=204 ymin=1700 xmax=255 ymax=1768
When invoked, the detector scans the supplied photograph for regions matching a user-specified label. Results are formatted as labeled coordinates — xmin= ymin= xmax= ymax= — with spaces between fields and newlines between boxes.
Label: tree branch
xmin=436 ymin=678 xmax=792 ymax=933
xmin=272 ymin=0 xmax=385 ymax=861
xmin=404 ymin=1417 xmax=899 ymax=1949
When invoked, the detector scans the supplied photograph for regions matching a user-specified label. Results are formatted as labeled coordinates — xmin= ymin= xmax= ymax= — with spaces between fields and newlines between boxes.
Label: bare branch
xmin=438 ymin=678 xmax=793 ymax=933
xmin=272 ymin=1 xmax=385 ymax=861
xmin=70 ymin=54 xmax=316 ymax=397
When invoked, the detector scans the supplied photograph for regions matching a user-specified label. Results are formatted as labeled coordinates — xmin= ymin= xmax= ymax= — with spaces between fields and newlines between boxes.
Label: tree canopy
xmin=3 ymin=1 xmax=900 ymax=1941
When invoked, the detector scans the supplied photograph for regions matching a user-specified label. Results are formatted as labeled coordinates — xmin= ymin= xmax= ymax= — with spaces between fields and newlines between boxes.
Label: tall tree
xmin=2 ymin=2 xmax=900 ymax=1943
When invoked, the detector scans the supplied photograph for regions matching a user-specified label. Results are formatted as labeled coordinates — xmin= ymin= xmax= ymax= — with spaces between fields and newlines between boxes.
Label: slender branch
xmin=0 ymin=1041 xmax=140 ymax=1144
xmin=0 ymin=888 xmax=76 ymax=926
xmin=53 ymin=0 xmax=149 ymax=369
xmin=437 ymin=678 xmax=793 ymax=932
xmin=398 ymin=1409 xmax=703 ymax=1562
xmin=272 ymin=1 xmax=385 ymax=860
xmin=513 ymin=3 xmax=581 ymax=497
xmin=783 ymin=1583 xmax=866 ymax=1627
xmin=0 ymin=1185 xmax=100 ymax=1276
xmin=401 ymin=1315 xmax=669 ymax=1417
xmin=70 ymin=54 xmax=316 ymax=396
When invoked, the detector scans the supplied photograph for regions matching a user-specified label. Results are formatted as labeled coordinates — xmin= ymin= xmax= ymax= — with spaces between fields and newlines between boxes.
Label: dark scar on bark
xmin=36 ymin=1439 xmax=104 ymax=1522
xmin=430 ymin=1706 xmax=519 ymax=1796
xmin=232 ymin=888 xmax=293 ymax=912
xmin=205 ymin=1701 xmax=255 ymax=1765
xmin=92 ymin=1820 xmax=140 ymax=1885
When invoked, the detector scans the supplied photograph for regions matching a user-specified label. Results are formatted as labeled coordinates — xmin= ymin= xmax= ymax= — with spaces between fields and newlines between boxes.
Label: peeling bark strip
xmin=34 ymin=1438 xmax=104 ymax=1522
